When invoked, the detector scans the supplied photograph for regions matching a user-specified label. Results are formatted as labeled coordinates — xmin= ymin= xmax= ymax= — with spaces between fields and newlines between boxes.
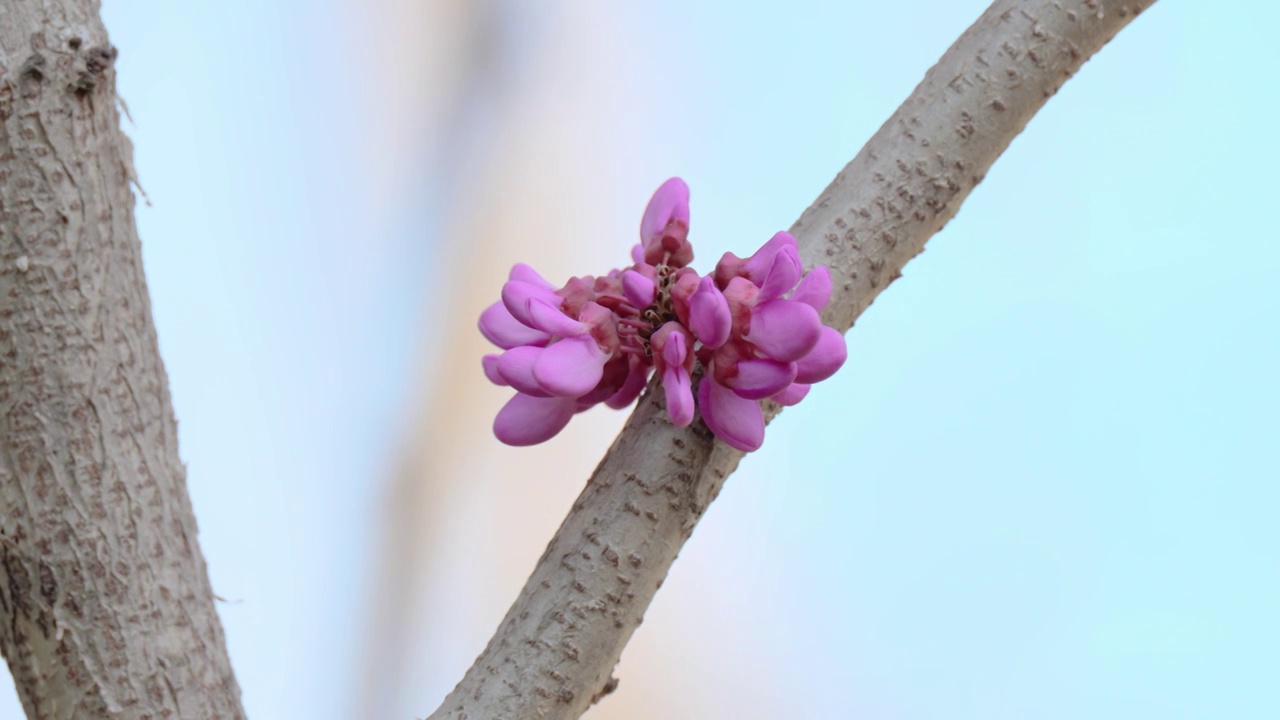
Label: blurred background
xmin=3 ymin=1 xmax=1279 ymax=718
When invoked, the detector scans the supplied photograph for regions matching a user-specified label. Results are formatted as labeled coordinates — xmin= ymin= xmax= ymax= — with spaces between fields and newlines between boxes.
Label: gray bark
xmin=0 ymin=3 xmax=244 ymax=719
xmin=428 ymin=0 xmax=1157 ymax=718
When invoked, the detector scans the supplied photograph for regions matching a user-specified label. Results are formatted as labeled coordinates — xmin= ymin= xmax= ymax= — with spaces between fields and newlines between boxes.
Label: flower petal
xmin=688 ymin=275 xmax=731 ymax=348
xmin=496 ymin=345 xmax=552 ymax=397
xmin=725 ymin=358 xmax=797 ymax=400
xmin=526 ymin=296 xmax=590 ymax=337
xmin=533 ymin=335 xmax=609 ymax=397
xmin=640 ymin=177 xmax=690 ymax=244
xmin=502 ymin=280 xmax=562 ymax=328
xmin=650 ymin=321 xmax=693 ymax=375
xmin=746 ymin=299 xmax=822 ymax=362
xmin=794 ymin=325 xmax=847 ymax=383
xmin=697 ymin=375 xmax=764 ymax=452
xmin=622 ymin=270 xmax=656 ymax=308
xmin=660 ymin=327 xmax=689 ymax=369
xmin=508 ymin=262 xmax=555 ymax=290
xmin=482 ymin=354 xmax=506 ymax=385
xmin=640 ymin=177 xmax=693 ymax=266
xmin=479 ymin=301 xmax=551 ymax=349
xmin=790 ymin=266 xmax=832 ymax=312
xmin=493 ymin=393 xmax=577 ymax=446
xmin=772 ymin=382 xmax=811 ymax=406
xmin=663 ymin=364 xmax=695 ymax=427
xmin=742 ymin=231 xmax=798 ymax=284
xmin=757 ymin=244 xmax=803 ymax=301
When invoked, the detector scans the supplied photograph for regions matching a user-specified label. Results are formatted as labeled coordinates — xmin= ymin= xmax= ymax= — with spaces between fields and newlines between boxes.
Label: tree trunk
xmin=0 ymin=3 xmax=245 ymax=719
xmin=427 ymin=0 xmax=1156 ymax=718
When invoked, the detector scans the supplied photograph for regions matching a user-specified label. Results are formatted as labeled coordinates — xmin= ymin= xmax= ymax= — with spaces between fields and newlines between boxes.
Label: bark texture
xmin=428 ymin=0 xmax=1156 ymax=718
xmin=0 ymin=3 xmax=245 ymax=719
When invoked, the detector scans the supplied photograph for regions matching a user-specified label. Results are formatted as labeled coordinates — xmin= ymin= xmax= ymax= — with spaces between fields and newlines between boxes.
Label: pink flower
xmin=478 ymin=301 xmax=550 ymax=349
xmin=478 ymin=177 xmax=847 ymax=451
xmin=697 ymin=374 xmax=764 ymax=452
xmin=694 ymin=232 xmax=846 ymax=448
xmin=639 ymin=177 xmax=693 ymax=268
xmin=621 ymin=270 xmax=657 ymax=308
xmin=651 ymin=322 xmax=695 ymax=427
xmin=687 ymin=275 xmax=731 ymax=348
xmin=493 ymin=393 xmax=577 ymax=446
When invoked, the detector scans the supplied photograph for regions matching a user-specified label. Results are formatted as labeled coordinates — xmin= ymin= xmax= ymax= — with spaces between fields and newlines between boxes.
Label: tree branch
xmin=431 ymin=0 xmax=1155 ymax=717
xmin=0 ymin=3 xmax=244 ymax=718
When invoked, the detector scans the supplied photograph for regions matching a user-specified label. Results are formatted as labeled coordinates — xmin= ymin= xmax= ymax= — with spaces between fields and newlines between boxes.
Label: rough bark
xmin=428 ymin=0 xmax=1157 ymax=718
xmin=0 ymin=3 xmax=245 ymax=719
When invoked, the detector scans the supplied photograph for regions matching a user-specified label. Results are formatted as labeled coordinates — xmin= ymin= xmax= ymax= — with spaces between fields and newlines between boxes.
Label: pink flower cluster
xmin=478 ymin=178 xmax=846 ymax=452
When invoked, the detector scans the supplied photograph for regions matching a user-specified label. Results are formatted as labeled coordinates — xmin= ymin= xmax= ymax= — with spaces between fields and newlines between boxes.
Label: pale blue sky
xmin=3 ymin=2 xmax=1277 ymax=719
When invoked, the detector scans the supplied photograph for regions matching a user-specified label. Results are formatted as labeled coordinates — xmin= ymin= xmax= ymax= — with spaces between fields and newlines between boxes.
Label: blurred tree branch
xmin=428 ymin=0 xmax=1156 ymax=718
xmin=0 ymin=3 xmax=243 ymax=719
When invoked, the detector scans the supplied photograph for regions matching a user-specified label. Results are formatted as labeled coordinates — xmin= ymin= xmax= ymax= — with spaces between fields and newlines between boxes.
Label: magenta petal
xmin=508 ymin=262 xmax=555 ymax=290
xmin=742 ymin=231 xmax=798 ymax=283
xmin=526 ymin=296 xmax=589 ymax=336
xmin=772 ymin=382 xmax=811 ymax=406
xmin=661 ymin=328 xmax=688 ymax=368
xmin=533 ymin=335 xmax=609 ymax=397
xmin=502 ymin=280 xmax=561 ymax=327
xmin=622 ymin=270 xmax=657 ymax=308
xmin=496 ymin=346 xmax=552 ymax=397
xmin=479 ymin=301 xmax=551 ymax=349
xmin=630 ymin=243 xmax=645 ymax=264
xmin=482 ymin=354 xmax=506 ymax=385
xmin=493 ymin=393 xmax=577 ymax=446
xmin=662 ymin=365 xmax=694 ymax=427
xmin=697 ymin=376 xmax=764 ymax=452
xmin=605 ymin=359 xmax=649 ymax=409
xmin=640 ymin=177 xmax=690 ymax=243
xmin=757 ymin=245 xmax=803 ymax=301
xmin=794 ymin=326 xmax=848 ymax=383
xmin=746 ymin=299 xmax=822 ymax=362
xmin=790 ymin=266 xmax=832 ymax=312
xmin=650 ymin=321 xmax=691 ymax=375
xmin=688 ymin=276 xmax=731 ymax=348
xmin=726 ymin=358 xmax=797 ymax=400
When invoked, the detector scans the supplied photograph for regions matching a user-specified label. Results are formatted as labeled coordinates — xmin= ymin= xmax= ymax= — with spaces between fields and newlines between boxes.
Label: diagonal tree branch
xmin=428 ymin=1 xmax=1156 ymax=717
xmin=0 ymin=3 xmax=244 ymax=718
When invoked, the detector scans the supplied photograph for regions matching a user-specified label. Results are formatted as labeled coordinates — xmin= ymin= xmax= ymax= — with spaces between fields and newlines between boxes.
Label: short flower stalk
xmin=478 ymin=177 xmax=847 ymax=452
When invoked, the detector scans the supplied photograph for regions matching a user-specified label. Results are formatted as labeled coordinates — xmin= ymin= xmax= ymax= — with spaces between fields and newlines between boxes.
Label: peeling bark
xmin=0 ymin=3 xmax=244 ymax=719
xmin=427 ymin=1 xmax=1157 ymax=718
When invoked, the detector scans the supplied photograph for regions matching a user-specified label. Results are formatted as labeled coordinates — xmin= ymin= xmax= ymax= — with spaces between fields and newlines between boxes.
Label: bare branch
xmin=0 ymin=4 xmax=244 ymax=718
xmin=428 ymin=1 xmax=1156 ymax=718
